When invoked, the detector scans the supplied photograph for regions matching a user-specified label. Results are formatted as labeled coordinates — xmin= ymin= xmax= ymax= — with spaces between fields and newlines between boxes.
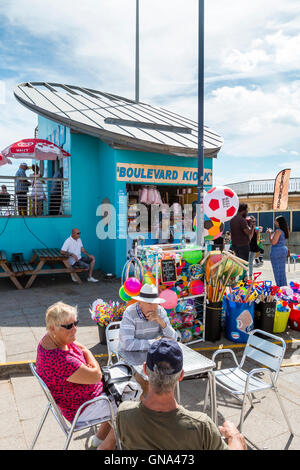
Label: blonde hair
xmin=45 ymin=302 xmax=78 ymax=331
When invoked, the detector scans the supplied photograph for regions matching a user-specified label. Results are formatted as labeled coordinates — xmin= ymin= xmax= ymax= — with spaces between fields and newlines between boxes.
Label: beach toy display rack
xmin=137 ymin=242 xmax=207 ymax=345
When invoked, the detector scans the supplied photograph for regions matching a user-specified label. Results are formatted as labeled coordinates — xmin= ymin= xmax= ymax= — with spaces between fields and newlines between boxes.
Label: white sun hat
xmin=132 ymin=284 xmax=166 ymax=304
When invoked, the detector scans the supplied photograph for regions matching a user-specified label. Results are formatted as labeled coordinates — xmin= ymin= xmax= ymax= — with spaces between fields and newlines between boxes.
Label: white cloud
xmin=204 ymin=83 xmax=300 ymax=158
xmin=222 ymin=30 xmax=300 ymax=75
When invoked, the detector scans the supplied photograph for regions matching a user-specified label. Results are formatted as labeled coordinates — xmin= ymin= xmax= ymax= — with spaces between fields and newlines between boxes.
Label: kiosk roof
xmin=14 ymin=82 xmax=223 ymax=158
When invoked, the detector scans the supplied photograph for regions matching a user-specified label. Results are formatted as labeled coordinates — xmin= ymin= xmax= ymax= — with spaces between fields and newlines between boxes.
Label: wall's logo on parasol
xmin=16 ymin=142 xmax=34 ymax=148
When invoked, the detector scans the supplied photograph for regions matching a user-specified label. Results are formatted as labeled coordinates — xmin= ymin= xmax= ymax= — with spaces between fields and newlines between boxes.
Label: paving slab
xmin=0 ymin=340 xmax=5 ymax=363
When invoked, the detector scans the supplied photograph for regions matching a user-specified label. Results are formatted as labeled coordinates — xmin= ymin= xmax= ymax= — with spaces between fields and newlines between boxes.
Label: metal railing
xmin=0 ymin=176 xmax=71 ymax=217
xmin=227 ymin=178 xmax=300 ymax=196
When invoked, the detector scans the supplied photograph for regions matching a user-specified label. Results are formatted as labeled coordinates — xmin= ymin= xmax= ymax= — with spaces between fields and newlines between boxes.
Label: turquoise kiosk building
xmin=2 ymin=82 xmax=224 ymax=277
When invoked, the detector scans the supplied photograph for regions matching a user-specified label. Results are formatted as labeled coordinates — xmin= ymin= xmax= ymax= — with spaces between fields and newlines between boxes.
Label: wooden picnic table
xmin=25 ymin=249 xmax=85 ymax=289
xmin=0 ymin=250 xmax=29 ymax=290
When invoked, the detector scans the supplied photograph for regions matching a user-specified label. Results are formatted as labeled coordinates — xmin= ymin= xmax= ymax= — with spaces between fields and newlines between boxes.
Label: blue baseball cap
xmin=146 ymin=339 xmax=183 ymax=375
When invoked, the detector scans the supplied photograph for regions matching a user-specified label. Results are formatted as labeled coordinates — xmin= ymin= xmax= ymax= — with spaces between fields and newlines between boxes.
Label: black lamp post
xmin=196 ymin=0 xmax=205 ymax=247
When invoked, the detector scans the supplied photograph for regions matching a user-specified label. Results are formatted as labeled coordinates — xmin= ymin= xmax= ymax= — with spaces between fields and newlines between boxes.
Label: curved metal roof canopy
xmin=14 ymin=82 xmax=224 ymax=158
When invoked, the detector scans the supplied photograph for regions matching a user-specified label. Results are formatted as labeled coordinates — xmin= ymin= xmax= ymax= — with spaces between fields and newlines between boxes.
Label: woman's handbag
xmin=101 ymin=363 xmax=141 ymax=406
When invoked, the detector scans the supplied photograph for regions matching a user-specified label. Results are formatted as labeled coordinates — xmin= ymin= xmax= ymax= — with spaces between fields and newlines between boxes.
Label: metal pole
xmin=135 ymin=0 xmax=140 ymax=102
xmin=196 ymin=0 xmax=205 ymax=247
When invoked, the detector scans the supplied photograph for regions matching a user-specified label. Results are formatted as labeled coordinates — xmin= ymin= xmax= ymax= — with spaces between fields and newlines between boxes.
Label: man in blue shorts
xmin=61 ymin=228 xmax=99 ymax=283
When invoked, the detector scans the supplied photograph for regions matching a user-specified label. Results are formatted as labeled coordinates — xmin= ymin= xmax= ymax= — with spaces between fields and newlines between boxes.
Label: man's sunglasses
xmin=60 ymin=320 xmax=79 ymax=330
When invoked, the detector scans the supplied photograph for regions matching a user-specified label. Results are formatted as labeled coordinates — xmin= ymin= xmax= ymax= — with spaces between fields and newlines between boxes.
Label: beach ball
xmin=169 ymin=314 xmax=183 ymax=329
xmin=192 ymin=320 xmax=203 ymax=337
xmin=204 ymin=186 xmax=239 ymax=223
xmin=144 ymin=271 xmax=156 ymax=286
xmin=189 ymin=280 xmax=204 ymax=296
xmin=119 ymin=286 xmax=132 ymax=302
xmin=159 ymin=289 xmax=178 ymax=309
xmin=176 ymin=301 xmax=187 ymax=313
xmin=124 ymin=278 xmax=142 ymax=297
xmin=181 ymin=328 xmax=193 ymax=343
xmin=183 ymin=247 xmax=203 ymax=264
xmin=182 ymin=314 xmax=194 ymax=328
xmin=194 ymin=215 xmax=224 ymax=241
xmin=204 ymin=218 xmax=224 ymax=241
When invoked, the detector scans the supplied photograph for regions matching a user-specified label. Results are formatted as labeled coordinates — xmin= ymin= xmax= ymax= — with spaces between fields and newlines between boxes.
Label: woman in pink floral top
xmin=36 ymin=301 xmax=116 ymax=450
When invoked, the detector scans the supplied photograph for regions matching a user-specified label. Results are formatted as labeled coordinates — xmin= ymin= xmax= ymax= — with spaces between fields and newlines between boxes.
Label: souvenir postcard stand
xmin=137 ymin=242 xmax=207 ymax=345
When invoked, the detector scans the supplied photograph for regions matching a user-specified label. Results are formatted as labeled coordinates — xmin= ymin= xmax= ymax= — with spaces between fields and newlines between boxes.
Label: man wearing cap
xmin=119 ymin=284 xmax=177 ymax=352
xmin=117 ymin=339 xmax=246 ymax=450
xmin=15 ymin=163 xmax=31 ymax=216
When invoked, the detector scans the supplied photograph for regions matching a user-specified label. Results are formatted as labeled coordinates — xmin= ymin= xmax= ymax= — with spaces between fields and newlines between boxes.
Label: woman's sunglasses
xmin=60 ymin=320 xmax=79 ymax=330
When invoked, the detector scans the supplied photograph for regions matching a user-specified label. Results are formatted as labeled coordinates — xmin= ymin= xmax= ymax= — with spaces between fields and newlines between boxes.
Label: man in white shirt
xmin=61 ymin=228 xmax=99 ymax=283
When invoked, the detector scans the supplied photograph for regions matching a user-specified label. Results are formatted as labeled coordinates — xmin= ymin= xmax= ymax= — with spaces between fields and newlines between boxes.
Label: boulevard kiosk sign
xmin=117 ymin=163 xmax=212 ymax=186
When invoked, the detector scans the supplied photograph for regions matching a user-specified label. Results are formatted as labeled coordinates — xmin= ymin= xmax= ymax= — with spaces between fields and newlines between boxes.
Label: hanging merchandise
xmin=153 ymin=187 xmax=163 ymax=205
xmin=204 ymin=186 xmax=239 ymax=223
xmin=148 ymin=186 xmax=155 ymax=204
xmin=121 ymin=257 xmax=144 ymax=285
xmin=139 ymin=186 xmax=148 ymax=204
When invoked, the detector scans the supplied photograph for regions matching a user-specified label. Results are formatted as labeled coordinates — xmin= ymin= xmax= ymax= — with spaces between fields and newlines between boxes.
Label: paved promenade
xmin=0 ymin=261 xmax=300 ymax=450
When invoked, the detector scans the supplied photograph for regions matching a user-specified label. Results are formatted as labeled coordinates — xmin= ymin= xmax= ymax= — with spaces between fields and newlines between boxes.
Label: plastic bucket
xmin=98 ymin=325 xmax=107 ymax=345
xmin=288 ymin=304 xmax=300 ymax=331
xmin=254 ymin=301 xmax=276 ymax=333
xmin=205 ymin=302 xmax=222 ymax=342
xmin=273 ymin=307 xmax=290 ymax=333
xmin=224 ymin=297 xmax=254 ymax=343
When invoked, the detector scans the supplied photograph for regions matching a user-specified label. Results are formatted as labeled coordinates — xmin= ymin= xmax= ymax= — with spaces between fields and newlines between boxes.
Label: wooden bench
xmin=0 ymin=251 xmax=24 ymax=290
xmin=10 ymin=253 xmax=35 ymax=277
xmin=25 ymin=248 xmax=87 ymax=289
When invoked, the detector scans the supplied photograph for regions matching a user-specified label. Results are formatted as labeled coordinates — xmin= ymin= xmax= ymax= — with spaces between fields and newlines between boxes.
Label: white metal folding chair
xmin=204 ymin=329 xmax=294 ymax=435
xmin=105 ymin=321 xmax=122 ymax=366
xmin=29 ymin=363 xmax=120 ymax=450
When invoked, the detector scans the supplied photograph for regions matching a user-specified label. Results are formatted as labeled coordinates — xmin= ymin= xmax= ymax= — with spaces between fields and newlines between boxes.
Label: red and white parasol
xmin=0 ymin=153 xmax=12 ymax=166
xmin=1 ymin=139 xmax=70 ymax=161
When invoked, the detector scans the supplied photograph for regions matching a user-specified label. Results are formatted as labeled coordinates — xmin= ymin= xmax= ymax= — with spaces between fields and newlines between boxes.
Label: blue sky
xmin=0 ymin=0 xmax=300 ymax=184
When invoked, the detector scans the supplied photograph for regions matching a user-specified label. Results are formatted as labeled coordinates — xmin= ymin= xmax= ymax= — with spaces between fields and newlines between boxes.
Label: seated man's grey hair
xmin=146 ymin=361 xmax=182 ymax=395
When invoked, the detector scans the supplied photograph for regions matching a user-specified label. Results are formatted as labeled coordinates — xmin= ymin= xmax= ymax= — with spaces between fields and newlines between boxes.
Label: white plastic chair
xmin=105 ymin=321 xmax=122 ymax=366
xmin=204 ymin=329 xmax=294 ymax=435
xmin=29 ymin=363 xmax=120 ymax=450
